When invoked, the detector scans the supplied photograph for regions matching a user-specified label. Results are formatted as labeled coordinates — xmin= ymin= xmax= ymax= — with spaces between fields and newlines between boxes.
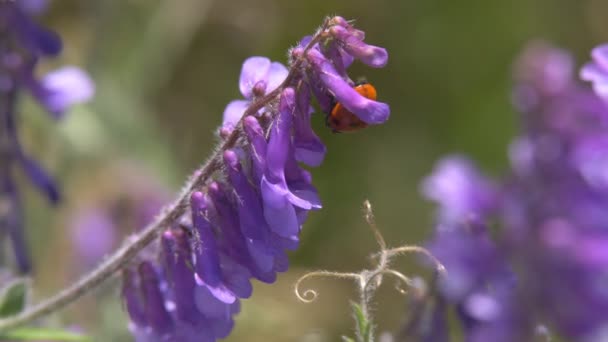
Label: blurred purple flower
xmin=421 ymin=156 xmax=498 ymax=227
xmin=581 ymin=44 xmax=608 ymax=103
xmin=421 ymin=157 xmax=523 ymax=341
xmin=0 ymin=1 xmax=94 ymax=273
xmin=420 ymin=42 xmax=608 ymax=341
xmin=123 ymin=16 xmax=390 ymax=341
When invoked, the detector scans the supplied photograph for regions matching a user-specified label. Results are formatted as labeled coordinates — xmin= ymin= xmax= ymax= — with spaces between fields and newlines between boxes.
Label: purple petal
xmin=18 ymin=154 xmax=59 ymax=203
xmin=224 ymin=150 xmax=275 ymax=272
xmin=266 ymin=62 xmax=288 ymax=94
xmin=591 ymin=44 xmax=608 ymax=71
xmin=222 ymin=100 xmax=250 ymax=129
xmin=265 ymin=88 xmax=295 ymax=181
xmin=195 ymin=274 xmax=237 ymax=304
xmin=30 ymin=67 xmax=95 ymax=118
xmin=12 ymin=10 xmax=62 ymax=56
xmin=194 ymin=285 xmax=234 ymax=318
xmin=581 ymin=63 xmax=608 ymax=101
xmin=239 ymin=56 xmax=271 ymax=99
xmin=293 ymin=82 xmax=326 ymax=167
xmin=261 ymin=176 xmax=299 ymax=237
xmin=19 ymin=0 xmax=49 ymax=14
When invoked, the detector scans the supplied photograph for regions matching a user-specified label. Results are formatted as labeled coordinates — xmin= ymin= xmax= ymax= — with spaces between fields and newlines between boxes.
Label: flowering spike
xmin=121 ymin=16 xmax=390 ymax=340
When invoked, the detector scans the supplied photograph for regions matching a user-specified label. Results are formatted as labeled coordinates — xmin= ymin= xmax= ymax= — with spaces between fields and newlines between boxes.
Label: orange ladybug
xmin=326 ymin=81 xmax=377 ymax=133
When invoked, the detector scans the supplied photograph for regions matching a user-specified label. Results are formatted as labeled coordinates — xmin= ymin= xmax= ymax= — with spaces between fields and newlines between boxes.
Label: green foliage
xmin=351 ymin=302 xmax=372 ymax=342
xmin=0 ymin=278 xmax=28 ymax=317
xmin=0 ymin=327 xmax=91 ymax=341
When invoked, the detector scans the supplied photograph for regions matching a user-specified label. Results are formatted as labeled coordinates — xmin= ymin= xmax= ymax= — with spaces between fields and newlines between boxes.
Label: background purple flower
xmin=0 ymin=1 xmax=93 ymax=273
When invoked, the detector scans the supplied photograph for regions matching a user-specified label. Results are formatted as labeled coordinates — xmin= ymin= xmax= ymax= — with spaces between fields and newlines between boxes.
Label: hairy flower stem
xmin=0 ymin=20 xmax=329 ymax=332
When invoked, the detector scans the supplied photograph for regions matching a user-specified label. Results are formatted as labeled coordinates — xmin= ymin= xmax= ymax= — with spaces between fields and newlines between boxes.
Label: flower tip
xmin=190 ymin=191 xmax=205 ymax=206
xmin=591 ymin=44 xmax=608 ymax=68
xmin=360 ymin=101 xmax=390 ymax=124
xmin=223 ymin=150 xmax=239 ymax=168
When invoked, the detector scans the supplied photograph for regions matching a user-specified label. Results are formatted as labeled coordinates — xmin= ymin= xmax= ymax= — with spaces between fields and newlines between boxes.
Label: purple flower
xmin=581 ymin=44 xmax=608 ymax=103
xmin=222 ymin=56 xmax=288 ymax=130
xmin=123 ymin=16 xmax=390 ymax=341
xmin=0 ymin=1 xmax=93 ymax=273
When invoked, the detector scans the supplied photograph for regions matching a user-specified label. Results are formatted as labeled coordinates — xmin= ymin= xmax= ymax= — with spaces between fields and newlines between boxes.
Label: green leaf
xmin=0 ymin=327 xmax=91 ymax=341
xmin=342 ymin=336 xmax=356 ymax=342
xmin=351 ymin=302 xmax=372 ymax=342
xmin=0 ymin=278 xmax=28 ymax=317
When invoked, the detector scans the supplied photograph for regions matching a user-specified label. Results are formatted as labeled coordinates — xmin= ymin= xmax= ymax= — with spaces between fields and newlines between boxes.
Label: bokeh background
xmin=16 ymin=0 xmax=608 ymax=340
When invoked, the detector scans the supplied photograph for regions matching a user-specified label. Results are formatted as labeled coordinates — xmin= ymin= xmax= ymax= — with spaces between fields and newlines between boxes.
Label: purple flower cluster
xmin=419 ymin=42 xmax=608 ymax=341
xmin=0 ymin=1 xmax=93 ymax=273
xmin=122 ymin=16 xmax=389 ymax=341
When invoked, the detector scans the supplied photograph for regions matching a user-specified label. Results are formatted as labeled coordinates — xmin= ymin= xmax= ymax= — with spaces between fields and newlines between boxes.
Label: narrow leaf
xmin=0 ymin=278 xmax=28 ymax=317
xmin=0 ymin=327 xmax=91 ymax=341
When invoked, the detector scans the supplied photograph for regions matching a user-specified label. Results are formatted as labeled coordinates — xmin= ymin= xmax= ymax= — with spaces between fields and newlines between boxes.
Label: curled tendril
xmin=362 ymin=269 xmax=413 ymax=296
xmin=294 ymin=270 xmax=360 ymax=303
xmin=385 ymin=245 xmax=447 ymax=275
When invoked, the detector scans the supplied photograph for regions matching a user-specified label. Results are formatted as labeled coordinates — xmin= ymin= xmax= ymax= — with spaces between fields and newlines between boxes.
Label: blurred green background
xmin=16 ymin=0 xmax=607 ymax=340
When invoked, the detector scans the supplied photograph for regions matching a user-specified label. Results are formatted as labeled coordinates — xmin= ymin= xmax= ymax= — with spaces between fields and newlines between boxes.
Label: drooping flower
xmin=0 ymin=1 xmax=93 ymax=273
xmin=122 ymin=16 xmax=390 ymax=341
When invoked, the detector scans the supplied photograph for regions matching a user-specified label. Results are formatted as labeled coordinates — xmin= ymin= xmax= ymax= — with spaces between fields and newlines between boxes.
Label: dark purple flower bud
xmin=191 ymin=191 xmax=222 ymax=288
xmin=243 ymin=116 xmax=267 ymax=184
xmin=224 ymin=150 xmax=274 ymax=272
xmin=17 ymin=154 xmax=60 ymax=203
xmin=329 ymin=25 xmax=388 ymax=68
xmin=122 ymin=268 xmax=147 ymax=328
xmin=209 ymin=182 xmax=276 ymax=283
xmin=137 ymin=262 xmax=174 ymax=336
xmin=161 ymin=230 xmax=201 ymax=323
xmin=329 ymin=16 xmax=366 ymax=40
xmin=306 ymin=48 xmax=390 ymax=124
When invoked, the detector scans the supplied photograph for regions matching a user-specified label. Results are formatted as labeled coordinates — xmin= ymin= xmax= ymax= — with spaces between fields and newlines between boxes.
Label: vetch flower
xmin=222 ymin=56 xmax=288 ymax=130
xmin=122 ymin=16 xmax=390 ymax=341
xmin=0 ymin=1 xmax=93 ymax=273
